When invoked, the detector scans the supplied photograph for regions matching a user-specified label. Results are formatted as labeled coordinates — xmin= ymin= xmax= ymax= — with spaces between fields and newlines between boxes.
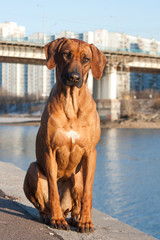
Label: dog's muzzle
xmin=62 ymin=72 xmax=83 ymax=88
xmin=68 ymin=72 xmax=80 ymax=82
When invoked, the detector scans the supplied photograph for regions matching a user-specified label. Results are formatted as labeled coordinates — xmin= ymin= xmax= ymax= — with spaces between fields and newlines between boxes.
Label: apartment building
xmin=0 ymin=22 xmax=25 ymax=39
xmin=85 ymin=29 xmax=160 ymax=55
xmin=0 ymin=22 xmax=25 ymax=96
xmin=0 ymin=22 xmax=54 ymax=97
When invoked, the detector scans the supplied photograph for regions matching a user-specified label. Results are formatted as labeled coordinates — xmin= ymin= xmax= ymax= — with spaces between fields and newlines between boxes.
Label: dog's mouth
xmin=61 ymin=72 xmax=83 ymax=89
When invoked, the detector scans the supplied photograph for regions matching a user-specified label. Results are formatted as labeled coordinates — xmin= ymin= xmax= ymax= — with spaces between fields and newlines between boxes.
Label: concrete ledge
xmin=0 ymin=116 xmax=40 ymax=124
xmin=0 ymin=161 xmax=157 ymax=240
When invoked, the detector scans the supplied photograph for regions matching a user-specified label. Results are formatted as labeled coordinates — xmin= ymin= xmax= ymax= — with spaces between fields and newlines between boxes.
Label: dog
xmin=23 ymin=37 xmax=106 ymax=233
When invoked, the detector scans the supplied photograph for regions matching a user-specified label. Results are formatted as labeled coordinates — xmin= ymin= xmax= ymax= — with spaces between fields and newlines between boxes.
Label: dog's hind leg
xmin=23 ymin=162 xmax=50 ymax=224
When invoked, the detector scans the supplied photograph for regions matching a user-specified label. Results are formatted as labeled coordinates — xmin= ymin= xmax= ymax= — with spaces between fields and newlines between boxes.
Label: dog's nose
xmin=68 ymin=72 xmax=80 ymax=82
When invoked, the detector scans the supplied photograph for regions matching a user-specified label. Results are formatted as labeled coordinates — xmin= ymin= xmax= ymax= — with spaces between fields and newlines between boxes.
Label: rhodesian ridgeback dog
xmin=23 ymin=37 xmax=106 ymax=233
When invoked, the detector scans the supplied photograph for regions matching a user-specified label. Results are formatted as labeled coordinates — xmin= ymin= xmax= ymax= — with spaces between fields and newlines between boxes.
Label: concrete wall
xmin=96 ymin=99 xmax=121 ymax=121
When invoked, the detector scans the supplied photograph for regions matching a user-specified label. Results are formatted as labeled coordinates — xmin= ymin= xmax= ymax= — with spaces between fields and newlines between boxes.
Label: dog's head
xmin=45 ymin=37 xmax=107 ymax=89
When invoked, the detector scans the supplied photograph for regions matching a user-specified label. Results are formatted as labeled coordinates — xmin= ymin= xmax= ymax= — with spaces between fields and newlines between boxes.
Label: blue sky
xmin=1 ymin=0 xmax=160 ymax=40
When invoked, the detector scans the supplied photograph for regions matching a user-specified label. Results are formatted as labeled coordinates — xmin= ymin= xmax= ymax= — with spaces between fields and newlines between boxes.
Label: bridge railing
xmin=95 ymin=45 xmax=160 ymax=57
xmin=0 ymin=36 xmax=160 ymax=57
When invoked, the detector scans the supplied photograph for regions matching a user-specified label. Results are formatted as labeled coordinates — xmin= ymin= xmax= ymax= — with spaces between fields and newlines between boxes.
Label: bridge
xmin=1 ymin=38 xmax=160 ymax=99
xmin=0 ymin=39 xmax=46 ymax=65
xmin=1 ymin=38 xmax=160 ymax=121
xmin=100 ymin=50 xmax=160 ymax=100
xmin=1 ymin=38 xmax=160 ymax=72
xmin=104 ymin=50 xmax=160 ymax=74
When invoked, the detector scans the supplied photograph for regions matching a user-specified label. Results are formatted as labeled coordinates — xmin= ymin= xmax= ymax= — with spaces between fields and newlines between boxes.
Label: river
xmin=0 ymin=125 xmax=159 ymax=239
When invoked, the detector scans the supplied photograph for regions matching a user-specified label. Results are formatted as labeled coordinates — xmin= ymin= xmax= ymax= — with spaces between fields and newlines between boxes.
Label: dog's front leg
xmin=78 ymin=149 xmax=97 ymax=233
xmin=45 ymin=151 xmax=70 ymax=230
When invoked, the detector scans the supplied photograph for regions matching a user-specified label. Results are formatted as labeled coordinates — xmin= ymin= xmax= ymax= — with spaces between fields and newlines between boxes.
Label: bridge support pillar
xmin=105 ymin=66 xmax=117 ymax=99
xmin=93 ymin=66 xmax=117 ymax=100
xmin=93 ymin=66 xmax=120 ymax=121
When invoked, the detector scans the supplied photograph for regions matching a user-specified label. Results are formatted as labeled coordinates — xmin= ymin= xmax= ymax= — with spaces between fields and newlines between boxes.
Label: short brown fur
xmin=23 ymin=37 xmax=107 ymax=233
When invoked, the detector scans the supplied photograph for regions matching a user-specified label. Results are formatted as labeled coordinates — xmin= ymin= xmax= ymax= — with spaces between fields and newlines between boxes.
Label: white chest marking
xmin=65 ymin=130 xmax=80 ymax=144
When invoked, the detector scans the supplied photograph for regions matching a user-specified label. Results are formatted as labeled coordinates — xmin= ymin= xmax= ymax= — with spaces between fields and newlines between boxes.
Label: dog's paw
xmin=50 ymin=218 xmax=70 ymax=230
xmin=77 ymin=217 xmax=93 ymax=233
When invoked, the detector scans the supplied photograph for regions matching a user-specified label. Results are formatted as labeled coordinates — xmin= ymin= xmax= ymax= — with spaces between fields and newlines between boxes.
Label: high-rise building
xmin=26 ymin=64 xmax=55 ymax=97
xmin=1 ymin=63 xmax=25 ymax=96
xmin=26 ymin=32 xmax=55 ymax=97
xmin=0 ymin=22 xmax=55 ymax=97
xmin=0 ymin=22 xmax=25 ymax=38
xmin=0 ymin=22 xmax=26 ymax=96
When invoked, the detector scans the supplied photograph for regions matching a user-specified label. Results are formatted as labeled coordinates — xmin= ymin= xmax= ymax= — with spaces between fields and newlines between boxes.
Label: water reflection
xmin=99 ymin=129 xmax=125 ymax=216
xmin=0 ymin=125 xmax=38 ymax=170
xmin=94 ymin=128 xmax=160 ymax=239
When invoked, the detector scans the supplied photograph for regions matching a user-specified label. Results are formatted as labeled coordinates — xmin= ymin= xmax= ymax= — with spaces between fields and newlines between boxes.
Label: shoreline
xmin=0 ymin=116 xmax=41 ymax=126
xmin=101 ymin=120 xmax=160 ymax=129
xmin=1 ymin=116 xmax=160 ymax=128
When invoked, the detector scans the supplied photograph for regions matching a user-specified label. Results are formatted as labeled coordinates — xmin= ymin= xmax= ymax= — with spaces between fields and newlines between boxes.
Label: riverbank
xmin=0 ymin=116 xmax=40 ymax=126
xmin=0 ymin=161 xmax=157 ymax=240
xmin=1 ymin=115 xmax=160 ymax=128
xmin=101 ymin=119 xmax=160 ymax=129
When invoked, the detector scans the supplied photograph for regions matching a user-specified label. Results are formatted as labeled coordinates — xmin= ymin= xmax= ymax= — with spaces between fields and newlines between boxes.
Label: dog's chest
xmin=64 ymin=130 xmax=80 ymax=144
xmin=53 ymin=128 xmax=85 ymax=177
xmin=53 ymin=127 xmax=86 ymax=147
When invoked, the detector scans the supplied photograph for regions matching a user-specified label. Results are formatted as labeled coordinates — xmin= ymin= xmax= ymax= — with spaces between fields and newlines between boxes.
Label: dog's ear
xmin=90 ymin=44 xmax=107 ymax=80
xmin=45 ymin=37 xmax=67 ymax=70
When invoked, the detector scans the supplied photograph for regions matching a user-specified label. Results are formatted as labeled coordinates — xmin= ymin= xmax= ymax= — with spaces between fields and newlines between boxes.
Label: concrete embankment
xmin=0 ymin=116 xmax=40 ymax=125
xmin=0 ymin=161 xmax=157 ymax=240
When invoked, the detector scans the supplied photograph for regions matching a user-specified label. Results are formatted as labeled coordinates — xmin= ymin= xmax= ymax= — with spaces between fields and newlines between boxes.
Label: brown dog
xmin=23 ymin=37 xmax=106 ymax=233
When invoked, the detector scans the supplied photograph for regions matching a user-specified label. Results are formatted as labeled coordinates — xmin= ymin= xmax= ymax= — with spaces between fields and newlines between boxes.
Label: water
xmin=0 ymin=126 xmax=160 ymax=239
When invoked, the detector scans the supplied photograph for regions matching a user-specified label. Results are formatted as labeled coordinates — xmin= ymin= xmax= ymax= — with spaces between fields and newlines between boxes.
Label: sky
xmin=0 ymin=0 xmax=160 ymax=40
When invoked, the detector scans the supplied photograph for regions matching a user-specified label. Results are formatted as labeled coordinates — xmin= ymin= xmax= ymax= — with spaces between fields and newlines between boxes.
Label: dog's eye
xmin=63 ymin=52 xmax=71 ymax=59
xmin=83 ymin=57 xmax=90 ymax=63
